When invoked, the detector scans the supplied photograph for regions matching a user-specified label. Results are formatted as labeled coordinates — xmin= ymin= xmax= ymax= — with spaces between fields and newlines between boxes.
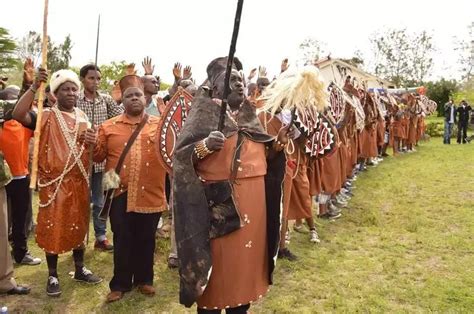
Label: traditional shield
xmin=294 ymin=109 xmax=337 ymax=158
xmin=328 ymin=84 xmax=346 ymax=125
xmin=418 ymin=95 xmax=437 ymax=115
xmin=156 ymin=87 xmax=193 ymax=173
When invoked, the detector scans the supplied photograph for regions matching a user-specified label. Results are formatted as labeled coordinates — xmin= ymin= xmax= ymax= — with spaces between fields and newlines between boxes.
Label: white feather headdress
xmin=258 ymin=65 xmax=329 ymax=117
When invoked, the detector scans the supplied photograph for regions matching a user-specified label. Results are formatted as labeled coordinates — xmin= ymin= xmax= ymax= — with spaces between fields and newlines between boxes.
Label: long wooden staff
xmin=29 ymin=0 xmax=49 ymax=189
xmin=217 ymin=0 xmax=244 ymax=131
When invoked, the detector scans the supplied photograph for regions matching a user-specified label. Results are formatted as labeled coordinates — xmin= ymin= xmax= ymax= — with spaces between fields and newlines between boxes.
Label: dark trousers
xmin=5 ymin=177 xmax=31 ymax=262
xmin=457 ymin=123 xmax=468 ymax=143
xmin=109 ymin=192 xmax=161 ymax=292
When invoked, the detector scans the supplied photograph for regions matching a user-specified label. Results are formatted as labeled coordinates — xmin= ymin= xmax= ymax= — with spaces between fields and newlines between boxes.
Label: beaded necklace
xmin=38 ymin=107 xmax=89 ymax=208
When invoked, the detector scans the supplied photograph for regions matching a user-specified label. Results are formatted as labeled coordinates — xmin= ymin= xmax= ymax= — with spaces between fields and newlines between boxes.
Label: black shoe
xmin=46 ymin=276 xmax=61 ymax=297
xmin=73 ymin=267 xmax=103 ymax=284
xmin=278 ymin=248 xmax=298 ymax=261
xmin=167 ymin=257 xmax=179 ymax=269
xmin=7 ymin=285 xmax=31 ymax=295
xmin=19 ymin=252 xmax=42 ymax=265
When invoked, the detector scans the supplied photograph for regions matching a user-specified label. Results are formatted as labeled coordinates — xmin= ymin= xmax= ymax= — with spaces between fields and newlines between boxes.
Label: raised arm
xmin=13 ymin=68 xmax=48 ymax=127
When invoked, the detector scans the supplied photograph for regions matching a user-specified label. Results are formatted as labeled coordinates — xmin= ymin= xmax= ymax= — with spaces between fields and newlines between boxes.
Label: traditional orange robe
xmin=407 ymin=114 xmax=418 ymax=145
xmin=35 ymin=109 xmax=90 ymax=254
xmin=196 ymin=134 xmax=269 ymax=309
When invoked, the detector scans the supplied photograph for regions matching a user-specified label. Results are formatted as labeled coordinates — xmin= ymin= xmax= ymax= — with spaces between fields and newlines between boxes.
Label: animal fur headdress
xmin=259 ymin=65 xmax=329 ymax=116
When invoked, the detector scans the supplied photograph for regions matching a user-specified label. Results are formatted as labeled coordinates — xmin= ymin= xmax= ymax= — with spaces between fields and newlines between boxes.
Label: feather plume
xmin=102 ymin=169 xmax=121 ymax=191
xmin=258 ymin=66 xmax=329 ymax=117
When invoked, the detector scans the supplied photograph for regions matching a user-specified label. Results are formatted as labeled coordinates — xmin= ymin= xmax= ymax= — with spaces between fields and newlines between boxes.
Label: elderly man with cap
xmin=86 ymin=74 xmax=167 ymax=303
xmin=13 ymin=68 xmax=102 ymax=297
xmin=173 ymin=57 xmax=287 ymax=313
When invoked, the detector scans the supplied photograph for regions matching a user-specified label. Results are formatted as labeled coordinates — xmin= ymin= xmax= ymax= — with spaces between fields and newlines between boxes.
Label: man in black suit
xmin=456 ymin=100 xmax=472 ymax=144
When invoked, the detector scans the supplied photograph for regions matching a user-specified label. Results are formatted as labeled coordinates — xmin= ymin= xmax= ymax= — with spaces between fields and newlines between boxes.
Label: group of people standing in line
xmin=0 ymin=55 xmax=432 ymax=313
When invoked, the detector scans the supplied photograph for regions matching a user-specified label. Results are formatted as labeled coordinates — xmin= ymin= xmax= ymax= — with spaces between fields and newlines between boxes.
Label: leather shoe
xmin=137 ymin=284 xmax=155 ymax=296
xmin=106 ymin=291 xmax=123 ymax=303
xmin=7 ymin=285 xmax=31 ymax=295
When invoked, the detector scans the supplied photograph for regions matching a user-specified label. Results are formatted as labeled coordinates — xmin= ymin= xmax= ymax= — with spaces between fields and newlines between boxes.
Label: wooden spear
xmin=29 ymin=0 xmax=49 ymax=189
xmin=86 ymin=15 xmax=101 ymax=245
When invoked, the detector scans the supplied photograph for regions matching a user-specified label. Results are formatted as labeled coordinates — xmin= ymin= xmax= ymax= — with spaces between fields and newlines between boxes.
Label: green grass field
xmin=2 ymin=138 xmax=474 ymax=313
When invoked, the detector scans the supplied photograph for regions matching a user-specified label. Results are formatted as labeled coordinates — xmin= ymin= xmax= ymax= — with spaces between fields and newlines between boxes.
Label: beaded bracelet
xmin=194 ymin=139 xmax=214 ymax=160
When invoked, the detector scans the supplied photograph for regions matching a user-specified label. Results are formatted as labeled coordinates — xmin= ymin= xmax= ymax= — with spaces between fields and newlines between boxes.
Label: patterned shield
xmin=156 ymin=88 xmax=193 ymax=173
xmin=294 ymin=109 xmax=337 ymax=158
xmin=328 ymin=84 xmax=346 ymax=125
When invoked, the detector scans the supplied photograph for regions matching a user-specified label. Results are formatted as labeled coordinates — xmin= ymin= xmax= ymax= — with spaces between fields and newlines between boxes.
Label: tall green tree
xmin=455 ymin=21 xmax=474 ymax=81
xmin=425 ymin=79 xmax=458 ymax=116
xmin=371 ymin=28 xmax=435 ymax=86
xmin=298 ymin=37 xmax=327 ymax=66
xmin=0 ymin=27 xmax=19 ymax=73
xmin=47 ymin=34 xmax=72 ymax=72
xmin=16 ymin=31 xmax=73 ymax=72
xmin=341 ymin=50 xmax=365 ymax=68
xmin=98 ymin=61 xmax=129 ymax=92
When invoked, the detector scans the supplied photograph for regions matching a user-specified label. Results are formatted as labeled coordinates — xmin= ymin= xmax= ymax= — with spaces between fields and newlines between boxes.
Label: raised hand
xmin=258 ymin=66 xmax=267 ymax=78
xmin=172 ymin=62 xmax=182 ymax=81
xmin=125 ymin=63 xmax=137 ymax=75
xmin=183 ymin=65 xmax=192 ymax=80
xmin=205 ymin=131 xmax=226 ymax=151
xmin=23 ymin=58 xmax=35 ymax=85
xmin=281 ymin=58 xmax=289 ymax=73
xmin=142 ymin=56 xmax=155 ymax=75
xmin=248 ymin=68 xmax=257 ymax=81
xmin=33 ymin=68 xmax=49 ymax=91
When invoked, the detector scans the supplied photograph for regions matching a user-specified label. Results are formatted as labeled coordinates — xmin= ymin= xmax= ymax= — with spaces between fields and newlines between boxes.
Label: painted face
xmin=122 ymin=87 xmax=146 ymax=116
xmin=55 ymin=81 xmax=79 ymax=111
xmin=82 ymin=69 xmax=101 ymax=93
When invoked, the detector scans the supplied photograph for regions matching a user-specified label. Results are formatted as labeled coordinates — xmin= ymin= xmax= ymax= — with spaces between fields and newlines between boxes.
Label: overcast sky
xmin=3 ymin=0 xmax=473 ymax=84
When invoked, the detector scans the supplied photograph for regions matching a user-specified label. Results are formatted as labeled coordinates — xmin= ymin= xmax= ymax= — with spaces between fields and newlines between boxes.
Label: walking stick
xmin=29 ymin=0 xmax=49 ymax=189
xmin=217 ymin=0 xmax=244 ymax=132
xmin=86 ymin=15 xmax=101 ymax=245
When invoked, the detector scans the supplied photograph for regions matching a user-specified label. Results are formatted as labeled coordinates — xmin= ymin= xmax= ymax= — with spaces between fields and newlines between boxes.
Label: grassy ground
xmin=2 ymin=138 xmax=474 ymax=313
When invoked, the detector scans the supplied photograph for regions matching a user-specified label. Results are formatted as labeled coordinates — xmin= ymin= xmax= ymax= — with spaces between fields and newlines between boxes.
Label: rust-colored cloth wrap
xmin=285 ymin=148 xmax=312 ymax=220
xmin=35 ymin=110 xmax=90 ymax=254
xmin=416 ymin=116 xmax=425 ymax=141
xmin=407 ymin=114 xmax=418 ymax=145
xmin=359 ymin=127 xmax=378 ymax=158
xmin=319 ymin=145 xmax=342 ymax=195
xmin=376 ymin=117 xmax=385 ymax=147
xmin=173 ymin=96 xmax=283 ymax=308
xmin=196 ymin=134 xmax=269 ymax=309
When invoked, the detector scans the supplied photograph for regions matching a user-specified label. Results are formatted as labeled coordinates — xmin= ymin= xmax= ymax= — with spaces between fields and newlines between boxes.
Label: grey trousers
xmin=0 ymin=187 xmax=17 ymax=292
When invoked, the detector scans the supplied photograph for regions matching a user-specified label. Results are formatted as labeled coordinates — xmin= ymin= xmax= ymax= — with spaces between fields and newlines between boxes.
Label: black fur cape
xmin=173 ymin=96 xmax=285 ymax=307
